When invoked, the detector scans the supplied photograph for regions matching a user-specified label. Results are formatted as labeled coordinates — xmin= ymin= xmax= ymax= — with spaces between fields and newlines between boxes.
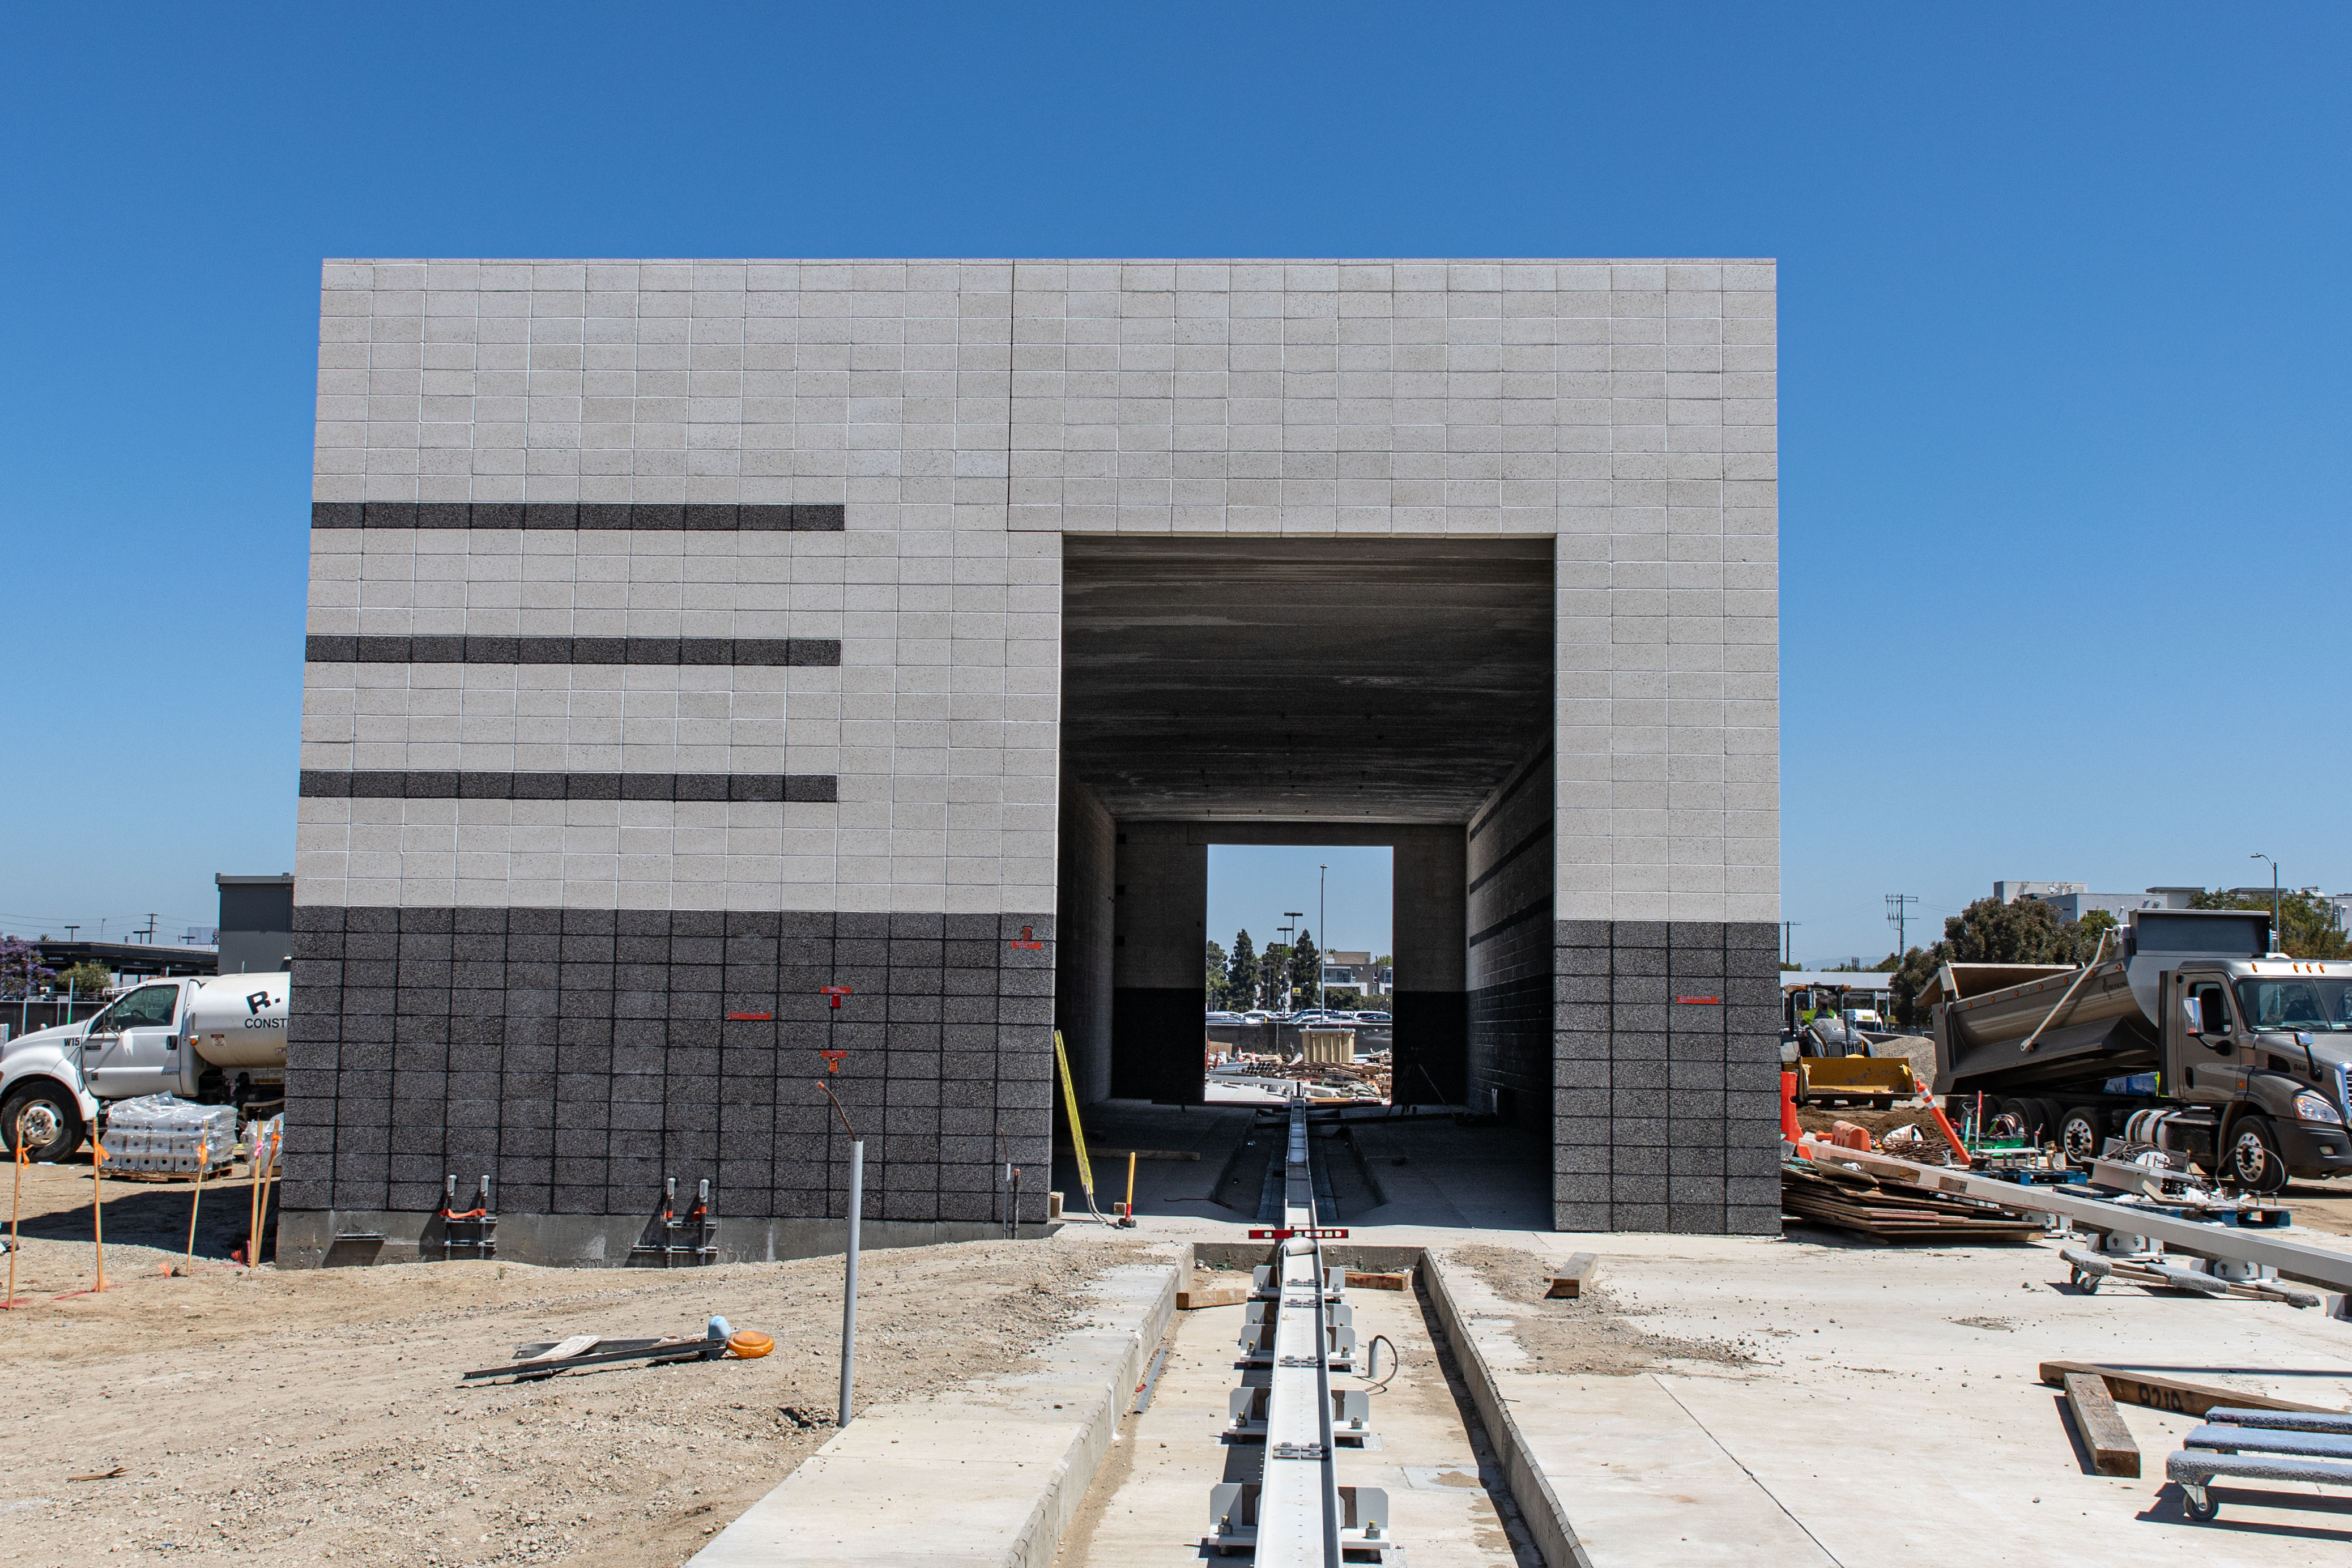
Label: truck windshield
xmin=2235 ymin=977 xmax=2352 ymax=1032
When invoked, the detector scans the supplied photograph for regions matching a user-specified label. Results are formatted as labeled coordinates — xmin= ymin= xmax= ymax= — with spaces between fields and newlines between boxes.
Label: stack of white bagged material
xmin=101 ymin=1095 xmax=237 ymax=1174
xmin=244 ymin=1111 xmax=284 ymax=1174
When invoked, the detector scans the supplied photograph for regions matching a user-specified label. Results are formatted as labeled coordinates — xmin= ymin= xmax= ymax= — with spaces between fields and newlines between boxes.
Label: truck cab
xmin=0 ymin=972 xmax=288 ymax=1162
xmin=2162 ymin=958 xmax=2352 ymax=1186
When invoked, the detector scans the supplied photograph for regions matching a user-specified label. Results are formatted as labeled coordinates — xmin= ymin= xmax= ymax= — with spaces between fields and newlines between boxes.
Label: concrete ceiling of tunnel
xmin=1060 ymin=537 xmax=1554 ymax=821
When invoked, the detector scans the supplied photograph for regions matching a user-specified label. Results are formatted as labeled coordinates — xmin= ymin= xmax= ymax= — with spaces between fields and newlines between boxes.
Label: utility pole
xmin=1782 ymin=921 xmax=1799 ymax=968
xmin=1317 ymin=866 xmax=1327 ymax=1010
xmin=1885 ymin=894 xmax=1918 ymax=955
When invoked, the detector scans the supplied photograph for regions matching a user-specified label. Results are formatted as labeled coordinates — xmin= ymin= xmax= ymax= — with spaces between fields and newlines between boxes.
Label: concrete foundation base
xmin=273 ymin=1208 xmax=1056 ymax=1270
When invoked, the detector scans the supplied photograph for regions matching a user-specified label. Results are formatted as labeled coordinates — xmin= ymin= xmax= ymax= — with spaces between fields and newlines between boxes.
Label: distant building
xmin=1995 ymin=881 xmax=2201 ymax=924
xmin=216 ymin=873 xmax=295 ymax=975
xmin=1319 ymin=951 xmax=1390 ymax=997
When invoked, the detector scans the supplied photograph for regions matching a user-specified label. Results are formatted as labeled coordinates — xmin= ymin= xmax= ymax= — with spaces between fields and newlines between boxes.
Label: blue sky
xmin=2 ymin=5 xmax=2346 ymax=961
xmin=1208 ymin=846 xmax=1394 ymax=963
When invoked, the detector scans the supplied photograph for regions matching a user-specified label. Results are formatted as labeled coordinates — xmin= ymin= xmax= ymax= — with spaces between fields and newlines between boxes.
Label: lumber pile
xmin=1782 ymin=1157 xmax=2042 ymax=1241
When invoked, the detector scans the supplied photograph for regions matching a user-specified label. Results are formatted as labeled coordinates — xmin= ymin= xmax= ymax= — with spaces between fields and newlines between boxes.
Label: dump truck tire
xmin=1999 ymin=1096 xmax=2047 ymax=1141
xmin=2226 ymin=1117 xmax=2288 ymax=1194
xmin=2058 ymin=1106 xmax=2103 ymax=1166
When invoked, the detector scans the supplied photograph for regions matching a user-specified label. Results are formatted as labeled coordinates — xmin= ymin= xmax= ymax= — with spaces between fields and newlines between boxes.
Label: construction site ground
xmin=0 ymin=1154 xmax=1147 ymax=1568
xmin=11 ymin=1107 xmax=2352 ymax=1565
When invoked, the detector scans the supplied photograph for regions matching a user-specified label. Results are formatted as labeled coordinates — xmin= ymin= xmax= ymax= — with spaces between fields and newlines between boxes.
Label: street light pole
xmin=2252 ymin=853 xmax=2282 ymax=954
xmin=1281 ymin=913 xmax=1302 ymax=1011
xmin=1317 ymin=865 xmax=1327 ymax=1011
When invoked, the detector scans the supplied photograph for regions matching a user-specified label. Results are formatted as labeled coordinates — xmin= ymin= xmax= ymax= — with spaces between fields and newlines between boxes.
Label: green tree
xmin=1887 ymin=897 xmax=2111 ymax=1026
xmin=1289 ymin=928 xmax=1322 ymax=1005
xmin=54 ymin=961 xmax=112 ymax=997
xmin=1205 ymin=939 xmax=1230 ymax=1007
xmin=1225 ymin=931 xmax=1259 ymax=1009
xmin=2189 ymin=888 xmax=2349 ymax=960
xmin=1259 ymin=943 xmax=1293 ymax=1009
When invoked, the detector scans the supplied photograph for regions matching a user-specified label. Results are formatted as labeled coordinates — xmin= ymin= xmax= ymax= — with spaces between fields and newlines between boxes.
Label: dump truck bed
xmin=1933 ymin=957 xmax=2160 ymax=1094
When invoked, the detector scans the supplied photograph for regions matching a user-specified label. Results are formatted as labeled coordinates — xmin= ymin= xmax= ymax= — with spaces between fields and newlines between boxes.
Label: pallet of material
xmin=1782 ymin=1160 xmax=2043 ymax=1240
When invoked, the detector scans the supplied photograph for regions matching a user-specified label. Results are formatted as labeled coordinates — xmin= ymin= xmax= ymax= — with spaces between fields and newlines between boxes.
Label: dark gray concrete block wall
xmin=1553 ymin=919 xmax=1782 ymax=1234
xmin=283 ymin=907 xmax=1055 ymax=1234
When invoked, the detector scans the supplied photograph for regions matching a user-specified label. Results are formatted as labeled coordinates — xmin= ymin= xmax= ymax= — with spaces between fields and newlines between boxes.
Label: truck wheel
xmin=2058 ymin=1107 xmax=2104 ymax=1166
xmin=2 ymin=1083 xmax=86 ymax=1163
xmin=2226 ymin=1118 xmax=2288 ymax=1194
xmin=1998 ymin=1097 xmax=2047 ymax=1141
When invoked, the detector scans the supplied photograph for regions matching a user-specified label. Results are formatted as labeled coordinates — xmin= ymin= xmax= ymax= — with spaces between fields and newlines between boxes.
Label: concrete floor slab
xmin=1456 ymin=1232 xmax=2352 ymax=1565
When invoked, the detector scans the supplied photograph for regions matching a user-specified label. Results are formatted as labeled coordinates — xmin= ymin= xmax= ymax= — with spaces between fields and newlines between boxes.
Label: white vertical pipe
xmin=838 ymin=1138 xmax=863 ymax=1426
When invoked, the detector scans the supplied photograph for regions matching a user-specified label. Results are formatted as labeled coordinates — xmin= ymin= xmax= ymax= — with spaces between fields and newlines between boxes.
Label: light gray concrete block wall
xmin=297 ymin=259 xmax=1779 ymax=1240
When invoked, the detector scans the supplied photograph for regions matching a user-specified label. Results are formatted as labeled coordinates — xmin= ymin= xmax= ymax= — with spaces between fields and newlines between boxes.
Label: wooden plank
xmin=1545 ymin=1252 xmax=1600 ymax=1299
xmin=1345 ymin=1270 xmax=1410 ymax=1292
xmin=2038 ymin=1360 xmax=2344 ymax=1418
xmin=1176 ymin=1283 xmax=1250 ymax=1310
xmin=2063 ymin=1371 xmax=2141 ymax=1477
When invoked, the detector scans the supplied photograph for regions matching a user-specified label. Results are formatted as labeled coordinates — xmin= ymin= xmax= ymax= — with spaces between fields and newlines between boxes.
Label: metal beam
xmin=1793 ymin=1141 xmax=2352 ymax=1296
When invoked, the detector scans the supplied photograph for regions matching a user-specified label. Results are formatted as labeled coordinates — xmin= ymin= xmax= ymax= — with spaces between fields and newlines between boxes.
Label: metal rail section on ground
xmin=1209 ymin=1101 xmax=1398 ymax=1565
xmin=1792 ymin=1139 xmax=2352 ymax=1300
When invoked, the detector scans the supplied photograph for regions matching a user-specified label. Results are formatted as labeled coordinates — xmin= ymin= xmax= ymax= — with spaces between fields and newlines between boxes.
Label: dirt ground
xmin=0 ymin=1158 xmax=1142 ymax=1567
xmin=1442 ymin=1244 xmax=1757 ymax=1376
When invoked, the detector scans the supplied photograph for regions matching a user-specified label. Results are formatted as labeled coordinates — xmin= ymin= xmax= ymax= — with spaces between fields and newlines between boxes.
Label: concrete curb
xmin=1420 ymin=1250 xmax=1593 ymax=1568
xmin=689 ymin=1252 xmax=1177 ymax=1568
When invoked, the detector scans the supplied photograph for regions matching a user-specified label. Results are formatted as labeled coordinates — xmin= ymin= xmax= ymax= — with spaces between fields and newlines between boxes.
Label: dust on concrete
xmin=1441 ymin=1245 xmax=1756 ymax=1377
xmin=0 ymin=1157 xmax=1146 ymax=1568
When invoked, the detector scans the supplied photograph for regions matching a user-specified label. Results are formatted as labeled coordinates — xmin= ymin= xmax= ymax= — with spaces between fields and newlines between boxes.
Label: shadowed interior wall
xmin=1466 ymin=746 xmax=1556 ymax=1126
xmin=1109 ymin=825 xmax=1209 ymax=1103
xmin=1054 ymin=776 xmax=1115 ymax=1103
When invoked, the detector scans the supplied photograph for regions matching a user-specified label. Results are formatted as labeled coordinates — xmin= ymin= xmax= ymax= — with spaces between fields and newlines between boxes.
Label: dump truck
xmin=1929 ymin=909 xmax=2352 ymax=1191
xmin=0 ymin=972 xmax=287 ymax=1161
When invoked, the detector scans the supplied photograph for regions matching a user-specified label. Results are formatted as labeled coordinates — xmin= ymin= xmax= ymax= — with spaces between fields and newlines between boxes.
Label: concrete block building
xmin=287 ymin=259 xmax=1780 ymax=1260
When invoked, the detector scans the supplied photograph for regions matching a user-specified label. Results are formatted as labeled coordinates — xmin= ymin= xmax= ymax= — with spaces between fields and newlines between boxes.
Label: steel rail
xmin=1255 ymin=1100 xmax=1341 ymax=1566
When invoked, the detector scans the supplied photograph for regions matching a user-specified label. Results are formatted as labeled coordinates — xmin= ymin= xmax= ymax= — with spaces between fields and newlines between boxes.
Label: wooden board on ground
xmin=2063 ymin=1371 xmax=2141 ymax=1476
xmin=2038 ymin=1360 xmax=2344 ymax=1417
xmin=1545 ymin=1252 xmax=1598 ymax=1299
xmin=1783 ymin=1161 xmax=2042 ymax=1241
xmin=1177 ymin=1283 xmax=1249 ymax=1310
xmin=1345 ymin=1271 xmax=1410 ymax=1292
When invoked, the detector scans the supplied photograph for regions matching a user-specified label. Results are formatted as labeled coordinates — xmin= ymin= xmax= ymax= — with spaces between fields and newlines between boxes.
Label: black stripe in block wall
xmin=303 ymin=636 xmax=841 ymax=668
xmin=309 ymin=502 xmax=846 ymax=531
xmin=1468 ymin=894 xmax=1554 ymax=949
xmin=297 ymin=772 xmax=838 ymax=803
xmin=281 ymin=906 xmax=1058 ymax=1228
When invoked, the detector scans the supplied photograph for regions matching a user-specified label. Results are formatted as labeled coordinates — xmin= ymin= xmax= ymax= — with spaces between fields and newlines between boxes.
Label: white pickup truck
xmin=0 ymin=973 xmax=288 ymax=1161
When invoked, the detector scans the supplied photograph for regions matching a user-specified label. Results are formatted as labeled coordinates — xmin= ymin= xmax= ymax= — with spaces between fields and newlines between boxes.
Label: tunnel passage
xmin=1052 ymin=536 xmax=1557 ymax=1141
